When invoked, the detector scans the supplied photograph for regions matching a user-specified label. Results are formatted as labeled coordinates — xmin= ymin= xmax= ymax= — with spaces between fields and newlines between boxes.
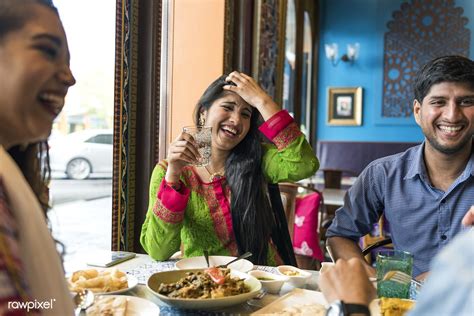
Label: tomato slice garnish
xmin=205 ymin=267 xmax=225 ymax=285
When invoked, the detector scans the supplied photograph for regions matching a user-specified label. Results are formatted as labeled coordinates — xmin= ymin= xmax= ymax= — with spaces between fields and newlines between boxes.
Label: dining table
xmin=68 ymin=253 xmax=322 ymax=315
xmin=322 ymin=188 xmax=347 ymax=207
xmin=298 ymin=174 xmax=357 ymax=189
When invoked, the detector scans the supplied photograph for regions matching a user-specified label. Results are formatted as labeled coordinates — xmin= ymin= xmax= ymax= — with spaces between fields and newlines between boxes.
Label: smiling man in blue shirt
xmin=326 ymin=55 xmax=474 ymax=279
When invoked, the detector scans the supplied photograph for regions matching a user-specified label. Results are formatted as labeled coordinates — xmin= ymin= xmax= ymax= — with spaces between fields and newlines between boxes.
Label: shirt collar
xmin=404 ymin=139 xmax=474 ymax=180
xmin=404 ymin=142 xmax=426 ymax=180
xmin=467 ymin=144 xmax=474 ymax=177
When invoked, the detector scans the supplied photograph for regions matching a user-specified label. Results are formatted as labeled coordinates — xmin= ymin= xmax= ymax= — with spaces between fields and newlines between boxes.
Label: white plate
xmin=89 ymin=295 xmax=159 ymax=315
xmin=252 ymin=288 xmax=328 ymax=315
xmin=175 ymin=255 xmax=254 ymax=272
xmin=69 ymin=274 xmax=139 ymax=295
xmin=100 ymin=274 xmax=139 ymax=295
xmin=147 ymin=269 xmax=261 ymax=310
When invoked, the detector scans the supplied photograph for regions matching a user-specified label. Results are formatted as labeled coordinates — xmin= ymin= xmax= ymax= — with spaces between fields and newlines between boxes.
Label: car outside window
xmin=87 ymin=134 xmax=113 ymax=145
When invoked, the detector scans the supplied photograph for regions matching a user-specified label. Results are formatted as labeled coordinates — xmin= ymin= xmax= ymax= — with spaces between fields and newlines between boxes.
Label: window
xmin=281 ymin=0 xmax=319 ymax=148
xmin=47 ymin=0 xmax=115 ymax=273
xmin=283 ymin=0 xmax=296 ymax=116
xmin=87 ymin=134 xmax=113 ymax=145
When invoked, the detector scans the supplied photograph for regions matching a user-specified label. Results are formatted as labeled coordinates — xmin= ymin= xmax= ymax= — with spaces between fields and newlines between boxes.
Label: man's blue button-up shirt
xmin=326 ymin=142 xmax=474 ymax=276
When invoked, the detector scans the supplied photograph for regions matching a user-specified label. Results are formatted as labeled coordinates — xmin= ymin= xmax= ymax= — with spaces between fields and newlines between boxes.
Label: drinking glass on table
xmin=183 ymin=126 xmax=212 ymax=167
xmin=376 ymin=250 xmax=413 ymax=299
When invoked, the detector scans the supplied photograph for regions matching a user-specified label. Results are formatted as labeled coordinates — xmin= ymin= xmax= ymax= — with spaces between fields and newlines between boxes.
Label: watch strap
xmin=343 ymin=302 xmax=370 ymax=316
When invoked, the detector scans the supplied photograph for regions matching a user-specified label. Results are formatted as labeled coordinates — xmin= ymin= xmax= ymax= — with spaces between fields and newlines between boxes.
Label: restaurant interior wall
xmin=169 ymin=0 xmax=225 ymax=143
xmin=317 ymin=0 xmax=474 ymax=142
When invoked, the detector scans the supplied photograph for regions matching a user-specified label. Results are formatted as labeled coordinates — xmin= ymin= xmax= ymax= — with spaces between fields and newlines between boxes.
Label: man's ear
xmin=413 ymin=99 xmax=422 ymax=126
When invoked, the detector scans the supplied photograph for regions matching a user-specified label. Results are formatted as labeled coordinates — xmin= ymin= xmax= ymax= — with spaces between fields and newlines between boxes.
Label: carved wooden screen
xmin=253 ymin=0 xmax=287 ymax=105
xmin=382 ymin=0 xmax=470 ymax=119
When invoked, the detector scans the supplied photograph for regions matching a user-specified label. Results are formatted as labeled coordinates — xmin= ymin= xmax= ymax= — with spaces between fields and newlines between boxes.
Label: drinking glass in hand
xmin=183 ymin=126 xmax=212 ymax=167
xmin=376 ymin=250 xmax=413 ymax=299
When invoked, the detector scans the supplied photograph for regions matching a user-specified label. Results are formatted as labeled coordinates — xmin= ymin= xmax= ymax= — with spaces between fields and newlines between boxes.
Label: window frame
xmin=112 ymin=0 xmax=162 ymax=252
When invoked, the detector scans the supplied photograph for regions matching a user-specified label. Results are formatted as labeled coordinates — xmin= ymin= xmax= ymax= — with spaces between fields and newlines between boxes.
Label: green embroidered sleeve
xmin=262 ymin=133 xmax=319 ymax=183
xmin=140 ymin=163 xmax=184 ymax=261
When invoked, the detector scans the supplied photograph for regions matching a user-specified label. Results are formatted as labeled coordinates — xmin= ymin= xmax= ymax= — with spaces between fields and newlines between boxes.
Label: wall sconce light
xmin=325 ymin=42 xmax=360 ymax=66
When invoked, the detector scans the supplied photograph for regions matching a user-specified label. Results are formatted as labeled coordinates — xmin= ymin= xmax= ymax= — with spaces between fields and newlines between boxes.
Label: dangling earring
xmin=19 ymin=143 xmax=29 ymax=151
xmin=199 ymin=112 xmax=206 ymax=126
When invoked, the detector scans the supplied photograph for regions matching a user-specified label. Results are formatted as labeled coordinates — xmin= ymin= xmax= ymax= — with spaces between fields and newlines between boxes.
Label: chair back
xmin=267 ymin=183 xmax=297 ymax=266
xmin=360 ymin=214 xmax=393 ymax=263
xmin=322 ymin=169 xmax=343 ymax=189
xmin=278 ymin=182 xmax=325 ymax=269
xmin=278 ymin=183 xmax=299 ymax=239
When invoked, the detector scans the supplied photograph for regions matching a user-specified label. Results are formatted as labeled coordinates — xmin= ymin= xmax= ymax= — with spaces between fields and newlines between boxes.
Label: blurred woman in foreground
xmin=0 ymin=0 xmax=75 ymax=314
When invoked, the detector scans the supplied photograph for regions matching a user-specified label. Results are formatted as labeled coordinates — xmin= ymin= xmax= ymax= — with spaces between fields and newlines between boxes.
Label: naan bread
xmin=268 ymin=303 xmax=326 ymax=316
xmin=86 ymin=296 xmax=128 ymax=316
xmin=68 ymin=268 xmax=128 ymax=293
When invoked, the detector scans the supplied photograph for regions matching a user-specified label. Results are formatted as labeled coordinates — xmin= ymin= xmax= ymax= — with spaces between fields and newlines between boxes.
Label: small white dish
xmin=276 ymin=265 xmax=311 ymax=288
xmin=248 ymin=270 xmax=288 ymax=294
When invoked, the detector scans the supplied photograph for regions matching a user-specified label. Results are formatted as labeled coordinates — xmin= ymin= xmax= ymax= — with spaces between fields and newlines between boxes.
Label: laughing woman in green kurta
xmin=140 ymin=71 xmax=319 ymax=265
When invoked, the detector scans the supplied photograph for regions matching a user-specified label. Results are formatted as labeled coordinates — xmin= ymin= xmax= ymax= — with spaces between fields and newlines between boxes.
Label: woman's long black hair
xmin=194 ymin=75 xmax=274 ymax=264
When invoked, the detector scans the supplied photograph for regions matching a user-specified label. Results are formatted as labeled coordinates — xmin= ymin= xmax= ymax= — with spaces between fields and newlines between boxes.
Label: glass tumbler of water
xmin=182 ymin=126 xmax=212 ymax=167
xmin=376 ymin=250 xmax=413 ymax=299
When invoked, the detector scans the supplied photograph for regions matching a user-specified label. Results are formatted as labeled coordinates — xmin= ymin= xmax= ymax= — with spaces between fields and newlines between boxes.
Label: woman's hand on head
xmin=165 ymin=132 xmax=200 ymax=182
xmin=223 ymin=71 xmax=280 ymax=120
xmin=319 ymin=258 xmax=376 ymax=306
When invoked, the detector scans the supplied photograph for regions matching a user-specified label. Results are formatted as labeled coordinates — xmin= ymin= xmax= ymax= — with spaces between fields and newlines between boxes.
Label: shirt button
xmin=441 ymin=235 xmax=447 ymax=240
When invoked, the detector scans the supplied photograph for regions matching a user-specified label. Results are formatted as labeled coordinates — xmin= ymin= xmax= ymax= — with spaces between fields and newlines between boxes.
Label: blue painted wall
xmin=317 ymin=0 xmax=474 ymax=142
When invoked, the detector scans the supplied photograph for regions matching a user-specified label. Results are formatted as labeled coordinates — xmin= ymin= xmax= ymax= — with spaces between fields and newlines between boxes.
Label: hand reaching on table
xmin=461 ymin=205 xmax=474 ymax=227
xmin=319 ymin=258 xmax=376 ymax=306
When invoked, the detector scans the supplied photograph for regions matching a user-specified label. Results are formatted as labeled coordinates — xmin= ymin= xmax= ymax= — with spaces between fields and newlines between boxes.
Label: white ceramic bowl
xmin=248 ymin=270 xmax=289 ymax=294
xmin=276 ymin=265 xmax=311 ymax=288
xmin=147 ymin=269 xmax=261 ymax=310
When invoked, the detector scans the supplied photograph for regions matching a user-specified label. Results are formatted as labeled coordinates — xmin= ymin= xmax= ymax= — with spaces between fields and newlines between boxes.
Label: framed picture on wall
xmin=327 ymin=87 xmax=363 ymax=126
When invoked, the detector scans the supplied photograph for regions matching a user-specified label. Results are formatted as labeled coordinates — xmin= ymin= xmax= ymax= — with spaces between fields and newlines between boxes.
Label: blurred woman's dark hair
xmin=0 ymin=0 xmax=58 ymax=41
xmin=1 ymin=0 xmax=61 ymax=258
xmin=1 ymin=0 xmax=59 ymax=220
xmin=194 ymin=75 xmax=275 ymax=265
xmin=414 ymin=55 xmax=474 ymax=103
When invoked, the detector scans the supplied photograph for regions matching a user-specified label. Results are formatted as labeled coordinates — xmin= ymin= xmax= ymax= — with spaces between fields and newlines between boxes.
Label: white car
xmin=49 ymin=129 xmax=113 ymax=180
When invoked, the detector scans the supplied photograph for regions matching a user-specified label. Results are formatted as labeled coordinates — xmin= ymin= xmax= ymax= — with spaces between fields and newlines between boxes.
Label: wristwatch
xmin=326 ymin=300 xmax=370 ymax=316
